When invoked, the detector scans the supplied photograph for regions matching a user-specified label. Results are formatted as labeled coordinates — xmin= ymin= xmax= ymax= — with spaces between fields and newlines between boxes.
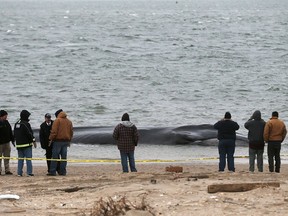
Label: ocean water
xmin=1 ymin=0 xmax=288 ymax=162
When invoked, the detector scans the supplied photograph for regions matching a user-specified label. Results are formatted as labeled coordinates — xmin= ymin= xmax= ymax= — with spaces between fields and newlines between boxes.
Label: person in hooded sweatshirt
xmin=214 ymin=112 xmax=239 ymax=172
xmin=14 ymin=110 xmax=37 ymax=176
xmin=48 ymin=109 xmax=73 ymax=176
xmin=113 ymin=113 xmax=139 ymax=173
xmin=244 ymin=110 xmax=266 ymax=172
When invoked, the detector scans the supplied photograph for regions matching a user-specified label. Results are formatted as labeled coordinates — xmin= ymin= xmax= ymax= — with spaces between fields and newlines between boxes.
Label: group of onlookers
xmin=0 ymin=109 xmax=73 ymax=177
xmin=214 ymin=110 xmax=287 ymax=173
xmin=0 ymin=109 xmax=137 ymax=176
xmin=0 ymin=109 xmax=287 ymax=176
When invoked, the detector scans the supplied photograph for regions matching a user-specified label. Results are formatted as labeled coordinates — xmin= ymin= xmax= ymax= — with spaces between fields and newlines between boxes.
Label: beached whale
xmin=33 ymin=124 xmax=248 ymax=146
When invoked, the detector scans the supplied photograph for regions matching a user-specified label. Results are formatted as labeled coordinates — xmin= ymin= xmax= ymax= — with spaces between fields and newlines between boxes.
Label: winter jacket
xmin=0 ymin=120 xmax=14 ymax=145
xmin=214 ymin=119 xmax=239 ymax=140
xmin=14 ymin=120 xmax=34 ymax=149
xmin=264 ymin=117 xmax=287 ymax=142
xmin=39 ymin=120 xmax=53 ymax=149
xmin=113 ymin=121 xmax=139 ymax=152
xmin=244 ymin=110 xmax=266 ymax=149
xmin=49 ymin=112 xmax=73 ymax=142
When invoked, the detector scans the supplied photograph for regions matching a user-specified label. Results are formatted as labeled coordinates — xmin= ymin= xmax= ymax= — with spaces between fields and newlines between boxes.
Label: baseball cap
xmin=45 ymin=113 xmax=51 ymax=118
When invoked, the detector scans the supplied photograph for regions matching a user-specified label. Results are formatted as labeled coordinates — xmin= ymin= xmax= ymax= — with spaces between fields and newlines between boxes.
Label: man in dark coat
xmin=40 ymin=113 xmax=60 ymax=174
xmin=214 ymin=112 xmax=239 ymax=172
xmin=244 ymin=110 xmax=266 ymax=172
xmin=0 ymin=110 xmax=15 ymax=175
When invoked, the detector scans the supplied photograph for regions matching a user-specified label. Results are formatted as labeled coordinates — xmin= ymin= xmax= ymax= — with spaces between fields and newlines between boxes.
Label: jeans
xmin=45 ymin=144 xmax=60 ymax=173
xmin=249 ymin=148 xmax=264 ymax=172
xmin=120 ymin=151 xmax=137 ymax=173
xmin=0 ymin=142 xmax=11 ymax=173
xmin=218 ymin=139 xmax=235 ymax=172
xmin=50 ymin=141 xmax=69 ymax=175
xmin=17 ymin=146 xmax=33 ymax=175
xmin=267 ymin=141 xmax=281 ymax=172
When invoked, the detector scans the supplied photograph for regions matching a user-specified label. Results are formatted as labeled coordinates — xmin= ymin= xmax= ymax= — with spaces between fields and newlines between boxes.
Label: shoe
xmin=58 ymin=173 xmax=66 ymax=176
xmin=5 ymin=171 xmax=13 ymax=175
xmin=17 ymin=174 xmax=22 ymax=177
xmin=27 ymin=174 xmax=34 ymax=176
xmin=47 ymin=173 xmax=56 ymax=176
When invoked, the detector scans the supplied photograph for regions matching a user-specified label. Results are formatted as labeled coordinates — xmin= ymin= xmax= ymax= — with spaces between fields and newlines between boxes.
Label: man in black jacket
xmin=14 ymin=110 xmax=37 ymax=176
xmin=39 ymin=113 xmax=60 ymax=174
xmin=214 ymin=112 xmax=239 ymax=172
xmin=0 ymin=110 xmax=15 ymax=175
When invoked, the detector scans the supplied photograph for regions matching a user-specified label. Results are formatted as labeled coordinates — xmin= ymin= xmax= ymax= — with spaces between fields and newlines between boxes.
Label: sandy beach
xmin=1 ymin=162 xmax=288 ymax=216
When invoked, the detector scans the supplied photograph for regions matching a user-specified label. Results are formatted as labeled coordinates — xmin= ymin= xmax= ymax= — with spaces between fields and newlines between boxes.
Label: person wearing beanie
xmin=14 ymin=110 xmax=37 ymax=176
xmin=48 ymin=110 xmax=73 ymax=176
xmin=55 ymin=109 xmax=63 ymax=118
xmin=244 ymin=110 xmax=266 ymax=172
xmin=113 ymin=113 xmax=139 ymax=173
xmin=214 ymin=112 xmax=239 ymax=172
xmin=264 ymin=111 xmax=287 ymax=173
xmin=0 ymin=110 xmax=15 ymax=175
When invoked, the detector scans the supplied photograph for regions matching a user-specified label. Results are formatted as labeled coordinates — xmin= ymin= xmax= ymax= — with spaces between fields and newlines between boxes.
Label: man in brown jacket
xmin=264 ymin=111 xmax=287 ymax=173
xmin=47 ymin=109 xmax=73 ymax=176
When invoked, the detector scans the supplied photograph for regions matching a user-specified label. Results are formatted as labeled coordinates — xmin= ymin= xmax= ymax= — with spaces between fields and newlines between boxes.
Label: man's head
xmin=121 ymin=113 xmax=130 ymax=121
xmin=272 ymin=111 xmax=279 ymax=118
xmin=55 ymin=109 xmax=63 ymax=118
xmin=0 ymin=110 xmax=8 ymax=120
xmin=45 ymin=113 xmax=52 ymax=123
xmin=224 ymin=112 xmax=231 ymax=119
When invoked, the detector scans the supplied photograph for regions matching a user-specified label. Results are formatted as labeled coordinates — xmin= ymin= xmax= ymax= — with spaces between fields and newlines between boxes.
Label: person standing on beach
xmin=0 ymin=110 xmax=15 ymax=175
xmin=14 ymin=110 xmax=37 ymax=176
xmin=214 ymin=112 xmax=239 ymax=172
xmin=48 ymin=109 xmax=73 ymax=176
xmin=113 ymin=113 xmax=139 ymax=173
xmin=40 ymin=113 xmax=60 ymax=174
xmin=264 ymin=111 xmax=287 ymax=173
xmin=244 ymin=110 xmax=266 ymax=172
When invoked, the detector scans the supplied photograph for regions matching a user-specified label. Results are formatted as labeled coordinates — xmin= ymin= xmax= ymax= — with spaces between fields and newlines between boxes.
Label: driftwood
xmin=57 ymin=186 xmax=97 ymax=193
xmin=208 ymin=182 xmax=280 ymax=193
xmin=165 ymin=166 xmax=183 ymax=173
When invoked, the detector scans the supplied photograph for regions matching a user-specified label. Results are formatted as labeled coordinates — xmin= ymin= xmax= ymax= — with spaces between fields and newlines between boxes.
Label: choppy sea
xmin=1 ymin=0 xmax=288 ymax=165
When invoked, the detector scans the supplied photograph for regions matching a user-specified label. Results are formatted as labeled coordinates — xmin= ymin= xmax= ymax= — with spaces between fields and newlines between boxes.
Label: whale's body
xmin=33 ymin=124 xmax=248 ymax=146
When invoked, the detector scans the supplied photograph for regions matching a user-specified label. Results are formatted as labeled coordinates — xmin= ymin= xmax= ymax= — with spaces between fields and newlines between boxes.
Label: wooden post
xmin=208 ymin=182 xmax=280 ymax=193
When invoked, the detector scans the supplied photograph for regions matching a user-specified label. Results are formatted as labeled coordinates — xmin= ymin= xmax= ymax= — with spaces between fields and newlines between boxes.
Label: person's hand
xmin=48 ymin=140 xmax=52 ymax=147
xmin=33 ymin=141 xmax=37 ymax=148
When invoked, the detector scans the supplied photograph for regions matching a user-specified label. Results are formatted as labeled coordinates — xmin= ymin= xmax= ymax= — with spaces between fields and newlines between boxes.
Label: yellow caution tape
xmin=0 ymin=155 xmax=252 ymax=163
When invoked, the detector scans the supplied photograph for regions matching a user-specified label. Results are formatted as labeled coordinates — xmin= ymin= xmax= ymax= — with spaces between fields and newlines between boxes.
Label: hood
xmin=121 ymin=121 xmax=134 ymax=127
xmin=20 ymin=110 xmax=31 ymax=121
xmin=252 ymin=110 xmax=261 ymax=120
xmin=58 ymin=111 xmax=67 ymax=118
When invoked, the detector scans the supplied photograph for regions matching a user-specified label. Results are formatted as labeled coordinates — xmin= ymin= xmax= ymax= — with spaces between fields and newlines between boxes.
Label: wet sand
xmin=0 ymin=162 xmax=288 ymax=215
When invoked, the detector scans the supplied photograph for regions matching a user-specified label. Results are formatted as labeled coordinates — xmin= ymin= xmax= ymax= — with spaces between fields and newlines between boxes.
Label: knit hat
xmin=224 ymin=112 xmax=231 ymax=119
xmin=121 ymin=113 xmax=130 ymax=121
xmin=55 ymin=109 xmax=63 ymax=118
xmin=0 ymin=110 xmax=8 ymax=117
xmin=20 ymin=110 xmax=31 ymax=121
xmin=272 ymin=111 xmax=279 ymax=117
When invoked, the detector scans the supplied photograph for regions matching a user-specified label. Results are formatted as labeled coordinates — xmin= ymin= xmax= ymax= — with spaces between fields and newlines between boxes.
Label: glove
xmin=33 ymin=141 xmax=37 ymax=148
